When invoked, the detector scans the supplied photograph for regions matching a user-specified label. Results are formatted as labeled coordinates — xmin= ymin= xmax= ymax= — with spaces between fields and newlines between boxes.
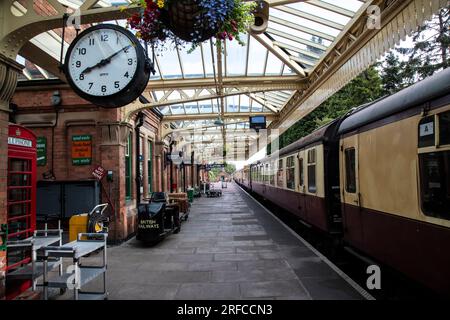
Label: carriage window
xmin=277 ymin=159 xmax=284 ymax=187
xmin=270 ymin=161 xmax=275 ymax=185
xmin=419 ymin=151 xmax=450 ymax=220
xmin=345 ymin=148 xmax=357 ymax=193
xmin=265 ymin=164 xmax=269 ymax=183
xmin=299 ymin=158 xmax=304 ymax=186
xmin=286 ymin=156 xmax=295 ymax=190
xmin=307 ymin=149 xmax=316 ymax=193
xmin=439 ymin=111 xmax=450 ymax=146
xmin=418 ymin=116 xmax=435 ymax=148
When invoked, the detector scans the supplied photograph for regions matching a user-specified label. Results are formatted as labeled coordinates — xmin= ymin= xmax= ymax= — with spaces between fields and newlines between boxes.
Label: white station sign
xmin=8 ymin=137 xmax=33 ymax=148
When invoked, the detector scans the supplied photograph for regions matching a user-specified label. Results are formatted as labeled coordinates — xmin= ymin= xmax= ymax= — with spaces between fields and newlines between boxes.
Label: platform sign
xmin=36 ymin=137 xmax=47 ymax=166
xmin=249 ymin=115 xmax=266 ymax=130
xmin=72 ymin=135 xmax=92 ymax=165
xmin=92 ymin=165 xmax=106 ymax=181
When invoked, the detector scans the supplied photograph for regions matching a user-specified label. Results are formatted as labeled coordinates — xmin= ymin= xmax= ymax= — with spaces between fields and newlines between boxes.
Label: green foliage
xmin=224 ymin=163 xmax=236 ymax=174
xmin=380 ymin=52 xmax=409 ymax=95
xmin=272 ymin=66 xmax=383 ymax=151
xmin=218 ymin=0 xmax=256 ymax=46
xmin=399 ymin=8 xmax=450 ymax=79
xmin=207 ymin=163 xmax=236 ymax=181
xmin=269 ymin=8 xmax=449 ymax=154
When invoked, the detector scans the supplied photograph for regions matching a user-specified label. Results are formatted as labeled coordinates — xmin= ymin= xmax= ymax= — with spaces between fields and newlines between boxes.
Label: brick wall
xmin=12 ymin=85 xmax=164 ymax=242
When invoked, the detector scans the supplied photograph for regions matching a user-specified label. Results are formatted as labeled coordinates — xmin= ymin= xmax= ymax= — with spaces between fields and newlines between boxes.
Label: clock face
xmin=67 ymin=27 xmax=138 ymax=97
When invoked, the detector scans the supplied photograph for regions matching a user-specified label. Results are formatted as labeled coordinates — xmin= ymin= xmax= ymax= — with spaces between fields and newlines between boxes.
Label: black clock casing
xmin=64 ymin=24 xmax=150 ymax=109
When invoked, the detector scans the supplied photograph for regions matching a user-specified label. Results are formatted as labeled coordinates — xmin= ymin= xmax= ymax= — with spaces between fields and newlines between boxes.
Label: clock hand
xmin=80 ymin=45 xmax=132 ymax=74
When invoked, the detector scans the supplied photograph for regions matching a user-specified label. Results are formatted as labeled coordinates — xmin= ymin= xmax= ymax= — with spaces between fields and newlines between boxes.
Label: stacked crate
xmin=168 ymin=193 xmax=189 ymax=215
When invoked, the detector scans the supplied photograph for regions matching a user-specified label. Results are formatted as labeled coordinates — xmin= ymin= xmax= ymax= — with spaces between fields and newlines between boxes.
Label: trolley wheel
xmin=87 ymin=212 xmax=108 ymax=234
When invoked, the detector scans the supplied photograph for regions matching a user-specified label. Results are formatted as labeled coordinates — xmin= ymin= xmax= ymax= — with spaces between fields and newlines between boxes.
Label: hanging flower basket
xmin=167 ymin=0 xmax=225 ymax=42
xmin=125 ymin=0 xmax=256 ymax=51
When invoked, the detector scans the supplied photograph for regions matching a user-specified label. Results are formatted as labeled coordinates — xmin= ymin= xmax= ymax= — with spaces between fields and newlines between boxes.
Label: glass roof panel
xmin=225 ymin=34 xmax=248 ymax=76
xmin=252 ymin=101 xmax=263 ymax=112
xmin=265 ymin=52 xmax=284 ymax=75
xmin=159 ymin=106 xmax=171 ymax=115
xmin=287 ymin=2 xmax=352 ymax=26
xmin=320 ymin=0 xmax=363 ymax=13
xmin=179 ymin=46 xmax=204 ymax=78
xmin=247 ymin=36 xmax=267 ymax=76
xmin=184 ymin=101 xmax=199 ymax=114
xmin=268 ymin=21 xmax=332 ymax=48
xmin=170 ymin=105 xmax=184 ymax=115
xmin=201 ymin=41 xmax=215 ymax=77
xmin=199 ymin=100 xmax=213 ymax=114
xmin=240 ymin=95 xmax=250 ymax=112
xmin=270 ymin=8 xmax=341 ymax=37
xmin=157 ymin=47 xmax=182 ymax=79
xmin=227 ymin=95 xmax=239 ymax=113
xmin=282 ymin=64 xmax=295 ymax=75
xmin=153 ymin=91 xmax=165 ymax=101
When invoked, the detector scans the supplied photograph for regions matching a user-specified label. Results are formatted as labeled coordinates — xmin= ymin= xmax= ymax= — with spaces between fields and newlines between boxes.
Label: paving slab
xmin=95 ymin=182 xmax=370 ymax=300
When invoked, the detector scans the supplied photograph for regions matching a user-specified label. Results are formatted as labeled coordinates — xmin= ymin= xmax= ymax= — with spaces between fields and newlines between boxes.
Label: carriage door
xmin=297 ymin=151 xmax=307 ymax=221
xmin=340 ymin=135 xmax=363 ymax=247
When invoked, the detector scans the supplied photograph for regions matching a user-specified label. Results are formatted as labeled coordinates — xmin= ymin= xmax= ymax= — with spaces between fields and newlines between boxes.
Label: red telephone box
xmin=6 ymin=124 xmax=37 ymax=298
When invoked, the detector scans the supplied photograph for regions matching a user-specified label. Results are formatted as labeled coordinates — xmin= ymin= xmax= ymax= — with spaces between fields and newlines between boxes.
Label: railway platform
xmin=99 ymin=182 xmax=371 ymax=300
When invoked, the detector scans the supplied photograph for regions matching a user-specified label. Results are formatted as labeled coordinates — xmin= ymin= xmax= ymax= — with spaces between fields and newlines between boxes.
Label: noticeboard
xmin=72 ymin=135 xmax=92 ymax=165
xmin=92 ymin=165 xmax=106 ymax=180
xmin=249 ymin=115 xmax=266 ymax=130
xmin=37 ymin=137 xmax=47 ymax=166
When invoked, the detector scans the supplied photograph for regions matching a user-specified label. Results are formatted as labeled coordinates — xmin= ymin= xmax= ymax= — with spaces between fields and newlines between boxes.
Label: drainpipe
xmin=169 ymin=140 xmax=175 ymax=193
xmin=191 ymin=151 xmax=195 ymax=187
xmin=135 ymin=112 xmax=144 ymax=205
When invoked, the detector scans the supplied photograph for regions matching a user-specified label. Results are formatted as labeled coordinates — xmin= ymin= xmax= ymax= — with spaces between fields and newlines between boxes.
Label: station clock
xmin=64 ymin=24 xmax=150 ymax=108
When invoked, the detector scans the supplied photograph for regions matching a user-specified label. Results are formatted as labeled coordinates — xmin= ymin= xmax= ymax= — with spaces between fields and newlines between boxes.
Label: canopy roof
xmin=16 ymin=0 xmax=364 ymax=130
xmin=11 ymin=0 xmax=443 ymax=162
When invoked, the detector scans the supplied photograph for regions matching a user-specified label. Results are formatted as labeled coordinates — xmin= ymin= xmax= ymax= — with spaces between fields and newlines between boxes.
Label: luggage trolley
xmin=6 ymin=222 xmax=63 ymax=294
xmin=42 ymin=233 xmax=108 ymax=300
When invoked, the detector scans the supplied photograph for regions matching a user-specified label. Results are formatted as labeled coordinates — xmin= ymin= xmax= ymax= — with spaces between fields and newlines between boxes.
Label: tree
xmin=399 ymin=8 xmax=449 ymax=79
xmin=268 ymin=8 xmax=449 ymax=153
xmin=208 ymin=163 xmax=236 ymax=181
xmin=380 ymin=52 xmax=406 ymax=95
xmin=272 ymin=66 xmax=383 ymax=151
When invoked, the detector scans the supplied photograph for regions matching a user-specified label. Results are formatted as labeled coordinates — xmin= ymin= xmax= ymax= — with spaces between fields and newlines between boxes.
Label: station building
xmin=10 ymin=79 xmax=203 ymax=242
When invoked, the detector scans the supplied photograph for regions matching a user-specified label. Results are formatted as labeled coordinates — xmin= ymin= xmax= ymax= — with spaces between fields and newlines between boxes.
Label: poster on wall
xmin=72 ymin=135 xmax=92 ymax=165
xmin=36 ymin=137 xmax=47 ymax=166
